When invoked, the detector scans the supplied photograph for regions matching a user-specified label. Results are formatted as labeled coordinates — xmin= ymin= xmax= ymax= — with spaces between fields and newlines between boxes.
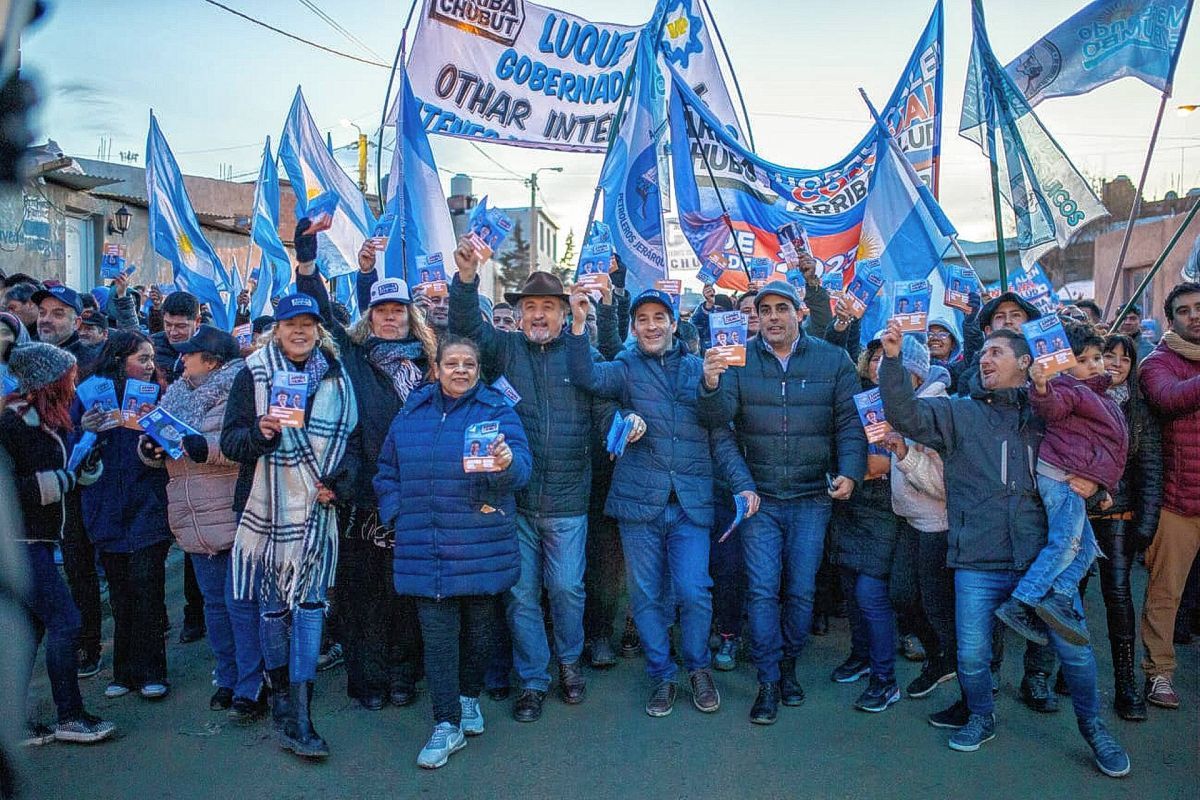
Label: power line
xmin=469 ymin=142 xmax=525 ymax=179
xmin=201 ymin=0 xmax=390 ymax=68
xmin=295 ymin=0 xmax=386 ymax=61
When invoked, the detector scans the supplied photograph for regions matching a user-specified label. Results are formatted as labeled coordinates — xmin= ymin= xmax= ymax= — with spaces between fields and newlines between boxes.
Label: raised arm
xmin=448 ymin=236 xmax=508 ymax=369
xmin=879 ymin=354 xmax=955 ymax=454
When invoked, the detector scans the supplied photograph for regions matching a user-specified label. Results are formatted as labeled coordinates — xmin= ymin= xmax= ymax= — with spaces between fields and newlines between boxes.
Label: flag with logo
xmin=145 ymin=112 xmax=231 ymax=330
xmin=659 ymin=0 xmax=746 ymax=144
xmin=277 ymin=87 xmax=376 ymax=279
xmin=600 ymin=17 xmax=668 ymax=296
xmin=1006 ymin=0 xmax=1194 ymax=106
xmin=383 ymin=71 xmax=457 ymax=286
xmin=666 ymin=2 xmax=943 ymax=292
xmin=251 ymin=136 xmax=291 ymax=306
xmin=961 ymin=0 xmax=1109 ymax=269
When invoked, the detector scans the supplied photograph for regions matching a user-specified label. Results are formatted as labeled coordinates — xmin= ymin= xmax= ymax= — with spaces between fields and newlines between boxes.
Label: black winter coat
xmin=1100 ymin=388 xmax=1163 ymax=541
xmin=831 ymin=476 xmax=898 ymax=579
xmin=879 ymin=354 xmax=1047 ymax=571
xmin=448 ymin=274 xmax=617 ymax=518
xmin=696 ymin=330 xmax=867 ymax=501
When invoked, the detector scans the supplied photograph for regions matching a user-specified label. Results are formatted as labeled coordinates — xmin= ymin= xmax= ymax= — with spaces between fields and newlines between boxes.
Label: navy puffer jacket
xmin=566 ymin=334 xmax=754 ymax=526
xmin=375 ymin=382 xmax=532 ymax=599
xmin=449 ymin=274 xmax=615 ymax=518
xmin=697 ymin=330 xmax=867 ymax=500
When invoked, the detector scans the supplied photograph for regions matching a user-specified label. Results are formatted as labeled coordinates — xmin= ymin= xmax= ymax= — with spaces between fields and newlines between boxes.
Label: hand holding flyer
xmin=305 ymin=191 xmax=339 ymax=234
xmin=233 ymin=323 xmax=253 ymax=351
xmin=415 ymin=252 xmax=448 ymax=296
xmin=100 ymin=243 xmax=127 ymax=280
xmin=269 ymin=371 xmax=309 ymax=428
xmin=776 ymin=222 xmax=811 ymax=267
xmin=944 ymin=265 xmax=980 ymax=313
xmin=854 ymin=388 xmax=893 ymax=444
xmin=371 ymin=213 xmax=395 ymax=251
xmin=467 ymin=197 xmax=514 ymax=260
xmin=844 ymin=260 xmax=884 ymax=319
xmin=892 ymin=280 xmax=932 ymax=333
xmin=1022 ymin=316 xmax=1078 ymax=376
xmin=718 ymin=493 xmax=750 ymax=544
xmin=137 ymin=407 xmax=200 ymax=460
xmin=463 ymin=420 xmax=502 ymax=472
xmin=697 ymin=256 xmax=727 ymax=285
xmin=605 ymin=412 xmax=635 ymax=458
xmin=66 ymin=431 xmax=98 ymax=474
xmin=76 ymin=376 xmax=122 ymax=430
xmin=121 ymin=379 xmax=160 ymax=430
xmin=747 ymin=258 xmax=775 ymax=288
xmin=710 ymin=311 xmax=748 ymax=366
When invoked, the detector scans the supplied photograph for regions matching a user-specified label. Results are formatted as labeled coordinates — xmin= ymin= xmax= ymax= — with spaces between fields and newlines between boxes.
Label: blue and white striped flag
xmin=251 ymin=137 xmax=291 ymax=307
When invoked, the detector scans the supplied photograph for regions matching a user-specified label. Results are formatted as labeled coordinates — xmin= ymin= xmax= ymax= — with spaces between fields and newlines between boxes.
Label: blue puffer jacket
xmin=566 ymin=334 xmax=754 ymax=526
xmin=375 ymin=383 xmax=532 ymax=599
xmin=697 ymin=330 xmax=867 ymax=500
xmin=72 ymin=398 xmax=169 ymax=555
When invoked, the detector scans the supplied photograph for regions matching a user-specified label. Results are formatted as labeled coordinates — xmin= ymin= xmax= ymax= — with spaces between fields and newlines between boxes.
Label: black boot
xmin=279 ymin=681 xmax=329 ymax=759
xmin=1111 ymin=638 xmax=1148 ymax=722
xmin=266 ymin=666 xmax=292 ymax=734
xmin=779 ymin=657 xmax=805 ymax=706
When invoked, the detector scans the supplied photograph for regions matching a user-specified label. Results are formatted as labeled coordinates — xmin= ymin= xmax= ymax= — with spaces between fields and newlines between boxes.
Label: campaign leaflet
xmin=269 ymin=371 xmax=309 ymax=428
xmin=76 ymin=376 xmax=122 ymax=429
xmin=776 ymin=221 xmax=811 ymax=266
xmin=66 ymin=431 xmax=98 ymax=474
xmin=576 ymin=238 xmax=613 ymax=291
xmin=100 ymin=243 xmax=126 ymax=280
xmin=710 ymin=311 xmax=748 ymax=366
xmin=844 ymin=260 xmax=884 ymax=319
xmin=697 ymin=256 xmax=726 ymax=285
xmin=467 ymin=197 xmax=514 ymax=258
xmin=944 ymin=264 xmax=980 ymax=313
xmin=654 ymin=280 xmax=682 ymax=315
xmin=415 ymin=252 xmax=448 ymax=297
xmin=747 ymin=257 xmax=775 ymax=288
xmin=371 ymin=213 xmax=395 ymax=251
xmin=463 ymin=420 xmax=502 ymax=472
xmin=892 ymin=280 xmax=932 ymax=333
xmin=491 ymin=376 xmax=521 ymax=407
xmin=137 ymin=407 xmax=199 ymax=461
xmin=717 ymin=493 xmax=751 ymax=543
xmin=1022 ymin=316 xmax=1078 ymax=376
xmin=605 ymin=411 xmax=635 ymax=458
xmin=233 ymin=323 xmax=253 ymax=351
xmin=854 ymin=388 xmax=892 ymax=444
xmin=120 ymin=379 xmax=160 ymax=430
xmin=306 ymin=191 xmax=339 ymax=234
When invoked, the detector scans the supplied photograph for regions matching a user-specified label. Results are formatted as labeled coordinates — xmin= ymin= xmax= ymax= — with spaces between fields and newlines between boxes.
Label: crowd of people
xmin=4 ymin=217 xmax=1199 ymax=777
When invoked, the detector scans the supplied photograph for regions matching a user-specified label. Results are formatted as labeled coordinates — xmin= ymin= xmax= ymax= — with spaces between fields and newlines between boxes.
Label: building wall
xmin=1091 ymin=209 xmax=1200 ymax=326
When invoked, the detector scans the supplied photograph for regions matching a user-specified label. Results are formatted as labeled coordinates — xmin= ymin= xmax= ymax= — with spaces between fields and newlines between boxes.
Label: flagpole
xmin=1111 ymin=194 xmax=1200 ymax=325
xmin=679 ymin=85 xmax=752 ymax=283
xmin=376 ymin=0 xmax=421 ymax=215
xmin=986 ymin=120 xmax=1009 ymax=292
xmin=698 ymin=0 xmax=756 ymax=152
xmin=1099 ymin=90 xmax=1171 ymax=319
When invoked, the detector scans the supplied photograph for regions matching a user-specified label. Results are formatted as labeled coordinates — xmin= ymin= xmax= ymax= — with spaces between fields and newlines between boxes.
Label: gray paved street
xmin=17 ymin=556 xmax=1200 ymax=800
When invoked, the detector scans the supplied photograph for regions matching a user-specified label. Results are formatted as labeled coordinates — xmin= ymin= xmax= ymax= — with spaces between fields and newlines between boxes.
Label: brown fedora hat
xmin=504 ymin=271 xmax=569 ymax=305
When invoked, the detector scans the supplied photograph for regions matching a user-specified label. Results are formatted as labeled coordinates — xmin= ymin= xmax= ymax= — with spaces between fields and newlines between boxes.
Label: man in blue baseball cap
xmin=565 ymin=286 xmax=758 ymax=718
xmin=31 ymin=284 xmax=101 ymax=368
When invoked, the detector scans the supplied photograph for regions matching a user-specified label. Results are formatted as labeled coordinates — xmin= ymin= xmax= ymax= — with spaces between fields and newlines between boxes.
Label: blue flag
xmin=248 ymin=256 xmax=272 ymax=319
xmin=1006 ymin=0 xmax=1194 ymax=106
xmin=600 ymin=16 xmax=668 ymax=296
xmin=961 ymin=0 xmax=1108 ymax=269
xmin=278 ymin=87 xmax=376 ymax=279
xmin=224 ymin=256 xmax=244 ymax=332
xmin=145 ymin=113 xmax=231 ymax=330
xmin=383 ymin=72 xmax=456 ymax=285
xmin=251 ymin=137 xmax=291 ymax=306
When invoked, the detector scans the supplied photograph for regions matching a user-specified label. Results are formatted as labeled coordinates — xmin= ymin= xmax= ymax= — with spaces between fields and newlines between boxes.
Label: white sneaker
xmin=104 ymin=683 xmax=130 ymax=699
xmin=417 ymin=722 xmax=466 ymax=769
xmin=139 ymin=683 xmax=169 ymax=699
xmin=459 ymin=696 xmax=485 ymax=736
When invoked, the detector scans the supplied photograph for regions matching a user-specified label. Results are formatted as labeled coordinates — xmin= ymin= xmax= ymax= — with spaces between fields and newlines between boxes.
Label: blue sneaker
xmin=714 ymin=636 xmax=738 ymax=672
xmin=948 ymin=713 xmax=996 ymax=752
xmin=417 ymin=722 xmax=466 ymax=769
xmin=1078 ymin=718 xmax=1131 ymax=778
xmin=459 ymin=696 xmax=484 ymax=736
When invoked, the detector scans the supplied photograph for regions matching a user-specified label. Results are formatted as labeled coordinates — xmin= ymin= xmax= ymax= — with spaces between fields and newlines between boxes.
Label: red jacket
xmin=1030 ymin=373 xmax=1128 ymax=490
xmin=1140 ymin=342 xmax=1200 ymax=517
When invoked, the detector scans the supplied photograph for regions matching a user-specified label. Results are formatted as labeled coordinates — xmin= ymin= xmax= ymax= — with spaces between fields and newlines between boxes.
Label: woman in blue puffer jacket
xmin=375 ymin=334 xmax=531 ymax=770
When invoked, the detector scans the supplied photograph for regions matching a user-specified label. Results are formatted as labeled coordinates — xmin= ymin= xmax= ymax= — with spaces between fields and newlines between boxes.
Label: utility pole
xmin=526 ymin=167 xmax=563 ymax=274
xmin=341 ymin=119 xmax=368 ymax=193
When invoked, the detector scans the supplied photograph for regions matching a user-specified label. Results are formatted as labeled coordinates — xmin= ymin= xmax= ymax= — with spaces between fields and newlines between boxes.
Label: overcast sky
xmin=21 ymin=0 xmax=1200 ymax=246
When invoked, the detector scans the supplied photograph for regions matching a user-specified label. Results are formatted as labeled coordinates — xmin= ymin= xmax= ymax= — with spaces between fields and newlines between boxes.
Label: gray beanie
xmin=901 ymin=334 xmax=930 ymax=382
xmin=8 ymin=343 xmax=76 ymax=393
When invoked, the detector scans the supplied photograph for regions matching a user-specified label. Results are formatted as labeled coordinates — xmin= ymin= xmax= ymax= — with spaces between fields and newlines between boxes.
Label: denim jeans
xmin=1013 ymin=476 xmax=1100 ymax=605
xmin=710 ymin=489 xmax=746 ymax=637
xmin=222 ymin=561 xmax=263 ymax=702
xmin=21 ymin=542 xmax=84 ymax=722
xmin=259 ymin=581 xmax=327 ymax=684
xmin=189 ymin=550 xmax=237 ymax=692
xmin=740 ymin=496 xmax=833 ymax=683
xmin=506 ymin=514 xmax=587 ymax=691
xmin=956 ymin=569 xmax=1099 ymax=720
xmin=100 ymin=541 xmax=170 ymax=688
xmin=620 ymin=502 xmax=713 ymax=683
xmin=840 ymin=568 xmax=897 ymax=683
xmin=417 ymin=595 xmax=494 ymax=725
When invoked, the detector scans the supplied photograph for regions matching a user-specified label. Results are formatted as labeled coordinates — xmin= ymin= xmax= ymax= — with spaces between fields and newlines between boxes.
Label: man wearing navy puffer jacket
xmin=565 ymin=287 xmax=758 ymax=719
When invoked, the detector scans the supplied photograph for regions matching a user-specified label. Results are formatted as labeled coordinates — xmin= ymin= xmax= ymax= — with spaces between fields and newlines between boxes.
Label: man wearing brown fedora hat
xmin=450 ymin=236 xmax=621 ymax=723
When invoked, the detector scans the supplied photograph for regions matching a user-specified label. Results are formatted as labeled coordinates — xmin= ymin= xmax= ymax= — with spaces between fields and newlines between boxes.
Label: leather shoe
xmin=780 ymin=657 xmax=805 ymax=706
xmin=1020 ymin=671 xmax=1059 ymax=713
xmin=178 ymin=622 xmax=206 ymax=645
xmin=486 ymin=686 xmax=511 ymax=702
xmin=558 ymin=662 xmax=586 ymax=705
xmin=389 ymin=687 xmax=417 ymax=707
xmin=513 ymin=689 xmax=545 ymax=722
xmin=357 ymin=694 xmax=385 ymax=711
xmin=588 ymin=637 xmax=618 ymax=669
xmin=750 ymin=682 xmax=780 ymax=725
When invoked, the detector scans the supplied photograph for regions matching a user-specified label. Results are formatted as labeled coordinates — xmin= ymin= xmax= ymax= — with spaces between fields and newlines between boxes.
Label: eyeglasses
xmin=927 ymin=331 xmax=952 ymax=341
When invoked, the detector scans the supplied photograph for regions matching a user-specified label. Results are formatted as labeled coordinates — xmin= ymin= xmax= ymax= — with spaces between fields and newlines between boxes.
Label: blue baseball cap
xmin=273 ymin=293 xmax=322 ymax=322
xmin=630 ymin=288 xmax=676 ymax=320
xmin=368 ymin=278 xmax=411 ymax=308
xmin=755 ymin=280 xmax=804 ymax=310
xmin=32 ymin=284 xmax=83 ymax=315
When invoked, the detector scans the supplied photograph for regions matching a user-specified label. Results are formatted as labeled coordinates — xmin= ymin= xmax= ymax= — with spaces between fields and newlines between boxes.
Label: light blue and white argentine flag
xmin=251 ymin=137 xmax=291 ymax=306
xmin=1006 ymin=0 xmax=1193 ymax=106
xmin=278 ymin=87 xmax=376 ymax=279
xmin=961 ymin=1 xmax=1108 ymax=269
xmin=224 ymin=256 xmax=244 ymax=332
xmin=145 ymin=112 xmax=231 ymax=330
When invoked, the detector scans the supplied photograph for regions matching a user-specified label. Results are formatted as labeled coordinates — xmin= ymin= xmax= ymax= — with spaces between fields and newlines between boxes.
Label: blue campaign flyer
xmin=605 ymin=412 xmax=635 ymax=458
xmin=698 ymin=256 xmax=726 ymax=285
xmin=491 ymin=376 xmax=521 ymax=407
xmin=944 ymin=264 xmax=980 ymax=312
xmin=845 ymin=260 xmax=884 ymax=319
xmin=137 ymin=407 xmax=199 ymax=460
xmin=100 ymin=243 xmax=126 ymax=280
xmin=718 ymin=493 xmax=750 ymax=543
xmin=120 ymin=379 xmax=160 ymax=430
xmin=76 ymin=376 xmax=122 ymax=429
xmin=269 ymin=371 xmax=309 ymax=428
xmin=306 ymin=191 xmax=339 ymax=231
xmin=710 ymin=311 xmax=748 ymax=366
xmin=415 ymin=252 xmax=447 ymax=287
xmin=1022 ymin=316 xmax=1078 ymax=376
xmin=892 ymin=279 xmax=932 ymax=333
xmin=747 ymin=257 xmax=775 ymax=286
xmin=468 ymin=197 xmax=514 ymax=255
xmin=463 ymin=420 xmax=502 ymax=472
xmin=854 ymin=388 xmax=892 ymax=444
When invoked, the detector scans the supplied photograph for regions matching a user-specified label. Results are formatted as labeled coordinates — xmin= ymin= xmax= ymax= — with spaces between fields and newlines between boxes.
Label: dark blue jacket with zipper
xmin=375 ymin=383 xmax=532 ymax=599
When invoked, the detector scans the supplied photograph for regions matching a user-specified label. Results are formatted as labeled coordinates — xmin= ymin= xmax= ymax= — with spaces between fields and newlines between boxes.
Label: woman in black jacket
xmin=1090 ymin=334 xmax=1163 ymax=721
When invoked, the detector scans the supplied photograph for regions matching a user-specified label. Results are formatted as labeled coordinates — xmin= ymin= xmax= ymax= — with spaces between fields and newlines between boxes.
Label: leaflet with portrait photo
xmin=467 ymin=197 xmax=513 ymax=258
xmin=654 ymin=279 xmax=681 ymax=315
xmin=944 ymin=264 xmax=980 ymax=313
xmin=854 ymin=388 xmax=892 ymax=444
xmin=463 ymin=420 xmax=502 ymax=472
xmin=269 ymin=371 xmax=309 ymax=428
xmin=697 ymin=256 xmax=726 ymax=286
xmin=892 ymin=279 xmax=932 ymax=333
xmin=371 ymin=213 xmax=395 ymax=252
xmin=76 ymin=376 xmax=122 ymax=429
xmin=137 ymin=407 xmax=199 ymax=461
xmin=844 ymin=260 xmax=884 ymax=319
xmin=306 ymin=191 xmax=339 ymax=234
xmin=1022 ymin=316 xmax=1078 ymax=376
xmin=710 ymin=311 xmax=748 ymax=367
xmin=776 ymin=221 xmax=811 ymax=266
xmin=100 ymin=243 xmax=126 ymax=280
xmin=120 ymin=379 xmax=160 ymax=430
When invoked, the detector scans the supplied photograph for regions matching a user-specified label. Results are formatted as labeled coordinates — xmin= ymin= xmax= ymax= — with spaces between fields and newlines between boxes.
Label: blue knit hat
xmin=901 ymin=334 xmax=930 ymax=381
